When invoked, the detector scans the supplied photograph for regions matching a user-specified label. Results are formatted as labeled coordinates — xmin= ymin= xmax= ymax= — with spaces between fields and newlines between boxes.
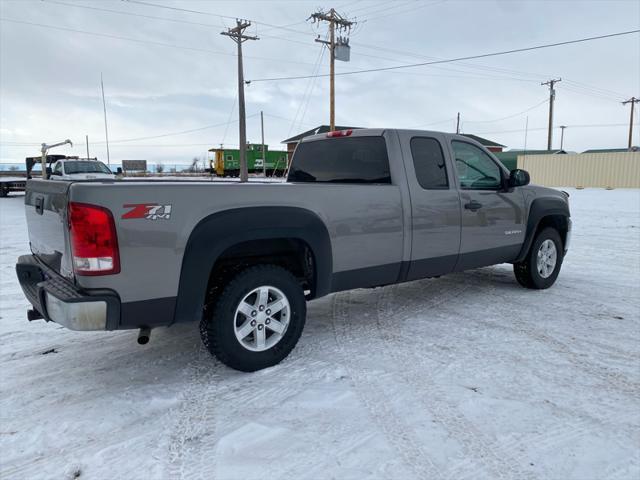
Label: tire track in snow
xmin=161 ymin=322 xmax=342 ymax=480
xmin=331 ymin=290 xmax=445 ymax=480
xmin=374 ymin=278 xmax=538 ymax=480
xmin=475 ymin=285 xmax=640 ymax=399
xmin=164 ymin=343 xmax=222 ymax=480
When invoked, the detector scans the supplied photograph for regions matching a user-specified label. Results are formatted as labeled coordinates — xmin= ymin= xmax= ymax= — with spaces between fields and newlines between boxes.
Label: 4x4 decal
xmin=122 ymin=204 xmax=172 ymax=220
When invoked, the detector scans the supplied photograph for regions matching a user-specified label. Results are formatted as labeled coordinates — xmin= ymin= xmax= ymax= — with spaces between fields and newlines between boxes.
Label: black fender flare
xmin=515 ymin=197 xmax=570 ymax=263
xmin=173 ymin=206 xmax=332 ymax=324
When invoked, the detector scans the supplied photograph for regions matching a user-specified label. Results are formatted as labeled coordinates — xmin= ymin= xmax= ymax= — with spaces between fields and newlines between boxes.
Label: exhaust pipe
xmin=27 ymin=309 xmax=44 ymax=321
xmin=137 ymin=327 xmax=151 ymax=345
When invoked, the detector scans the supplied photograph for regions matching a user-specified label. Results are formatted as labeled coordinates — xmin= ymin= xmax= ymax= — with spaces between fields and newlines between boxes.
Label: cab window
xmin=53 ymin=162 xmax=63 ymax=175
xmin=288 ymin=136 xmax=390 ymax=184
xmin=451 ymin=141 xmax=502 ymax=190
xmin=410 ymin=137 xmax=448 ymax=189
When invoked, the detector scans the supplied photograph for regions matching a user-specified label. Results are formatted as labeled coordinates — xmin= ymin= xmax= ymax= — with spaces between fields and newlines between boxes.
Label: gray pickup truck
xmin=16 ymin=129 xmax=571 ymax=371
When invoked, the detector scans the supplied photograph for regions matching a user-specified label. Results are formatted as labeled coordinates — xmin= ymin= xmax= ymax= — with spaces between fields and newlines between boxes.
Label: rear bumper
xmin=15 ymin=255 xmax=120 ymax=330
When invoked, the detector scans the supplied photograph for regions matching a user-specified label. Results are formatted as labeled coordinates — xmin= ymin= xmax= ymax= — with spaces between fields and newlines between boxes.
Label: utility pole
xmin=101 ymin=73 xmax=111 ymax=165
xmin=622 ymin=97 xmax=639 ymax=149
xmin=222 ymin=20 xmax=258 ymax=182
xmin=456 ymin=112 xmax=460 ymax=134
xmin=542 ymin=78 xmax=561 ymax=150
xmin=310 ymin=8 xmax=354 ymax=131
xmin=260 ymin=110 xmax=266 ymax=177
xmin=559 ymin=125 xmax=567 ymax=150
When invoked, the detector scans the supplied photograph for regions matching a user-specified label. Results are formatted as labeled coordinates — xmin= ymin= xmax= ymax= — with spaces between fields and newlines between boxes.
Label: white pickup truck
xmin=49 ymin=159 xmax=116 ymax=181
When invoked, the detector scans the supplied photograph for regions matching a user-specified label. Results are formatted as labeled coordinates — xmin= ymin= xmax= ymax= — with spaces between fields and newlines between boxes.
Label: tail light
xmin=68 ymin=202 xmax=120 ymax=276
xmin=326 ymin=129 xmax=353 ymax=138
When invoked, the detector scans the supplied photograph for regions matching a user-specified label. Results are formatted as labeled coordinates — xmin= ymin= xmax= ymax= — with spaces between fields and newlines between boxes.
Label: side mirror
xmin=45 ymin=167 xmax=52 ymax=179
xmin=509 ymin=169 xmax=530 ymax=187
xmin=116 ymin=167 xmax=123 ymax=175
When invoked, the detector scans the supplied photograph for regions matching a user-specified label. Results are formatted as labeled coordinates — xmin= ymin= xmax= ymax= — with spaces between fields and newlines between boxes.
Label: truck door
xmin=400 ymin=132 xmax=461 ymax=280
xmin=449 ymin=140 xmax=525 ymax=270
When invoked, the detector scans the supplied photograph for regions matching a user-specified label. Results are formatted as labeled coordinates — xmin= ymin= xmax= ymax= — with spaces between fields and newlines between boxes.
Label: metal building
xmin=517 ymin=151 xmax=640 ymax=188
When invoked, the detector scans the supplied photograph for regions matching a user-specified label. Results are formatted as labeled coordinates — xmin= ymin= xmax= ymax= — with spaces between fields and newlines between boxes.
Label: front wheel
xmin=200 ymin=265 xmax=306 ymax=372
xmin=514 ymin=227 xmax=564 ymax=289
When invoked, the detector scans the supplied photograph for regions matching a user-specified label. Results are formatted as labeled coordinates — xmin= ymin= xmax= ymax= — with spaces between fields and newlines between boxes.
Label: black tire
xmin=0 ymin=185 xmax=8 ymax=198
xmin=514 ymin=227 xmax=564 ymax=289
xmin=200 ymin=265 xmax=306 ymax=372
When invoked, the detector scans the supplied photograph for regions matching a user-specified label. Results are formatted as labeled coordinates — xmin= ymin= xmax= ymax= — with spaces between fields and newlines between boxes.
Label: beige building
xmin=517 ymin=151 xmax=640 ymax=188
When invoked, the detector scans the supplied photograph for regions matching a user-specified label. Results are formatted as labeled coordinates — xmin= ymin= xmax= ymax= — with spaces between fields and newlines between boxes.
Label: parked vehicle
xmin=16 ymin=129 xmax=571 ymax=371
xmin=49 ymin=159 xmax=116 ymax=180
xmin=0 ymin=176 xmax=26 ymax=197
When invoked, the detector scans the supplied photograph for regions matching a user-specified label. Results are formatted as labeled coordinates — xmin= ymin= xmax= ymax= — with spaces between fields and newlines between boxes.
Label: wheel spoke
xmin=258 ymin=287 xmax=269 ymax=307
xmin=267 ymin=299 xmax=286 ymax=315
xmin=237 ymin=301 xmax=255 ymax=318
xmin=266 ymin=318 xmax=286 ymax=334
xmin=255 ymin=327 xmax=266 ymax=349
xmin=236 ymin=320 xmax=255 ymax=340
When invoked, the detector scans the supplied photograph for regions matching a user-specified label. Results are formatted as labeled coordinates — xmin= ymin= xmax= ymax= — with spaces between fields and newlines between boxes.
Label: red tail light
xmin=326 ymin=129 xmax=353 ymax=138
xmin=68 ymin=202 xmax=120 ymax=276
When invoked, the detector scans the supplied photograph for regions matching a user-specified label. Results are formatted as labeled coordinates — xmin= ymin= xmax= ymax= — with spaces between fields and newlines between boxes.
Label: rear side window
xmin=288 ymin=136 xmax=391 ymax=184
xmin=410 ymin=137 xmax=448 ymax=189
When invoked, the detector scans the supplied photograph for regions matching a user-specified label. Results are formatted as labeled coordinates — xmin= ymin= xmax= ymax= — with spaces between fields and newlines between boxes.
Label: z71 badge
xmin=122 ymin=204 xmax=172 ymax=220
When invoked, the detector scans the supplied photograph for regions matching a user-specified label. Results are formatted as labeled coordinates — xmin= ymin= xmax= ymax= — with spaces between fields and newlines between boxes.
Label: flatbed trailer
xmin=0 ymin=176 xmax=27 ymax=197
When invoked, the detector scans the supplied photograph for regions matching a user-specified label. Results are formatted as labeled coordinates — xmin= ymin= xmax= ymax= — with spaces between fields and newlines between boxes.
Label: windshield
xmin=64 ymin=161 xmax=112 ymax=175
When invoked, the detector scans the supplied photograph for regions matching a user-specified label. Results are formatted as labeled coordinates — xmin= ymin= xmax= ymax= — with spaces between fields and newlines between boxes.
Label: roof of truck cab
xmin=299 ymin=128 xmax=477 ymax=143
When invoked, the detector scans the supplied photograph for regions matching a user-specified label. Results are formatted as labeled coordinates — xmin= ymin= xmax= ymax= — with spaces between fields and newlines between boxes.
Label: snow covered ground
xmin=1 ymin=188 xmax=639 ymax=480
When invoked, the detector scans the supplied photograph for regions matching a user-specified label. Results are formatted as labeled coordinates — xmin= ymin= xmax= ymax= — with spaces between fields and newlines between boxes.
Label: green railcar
xmin=211 ymin=144 xmax=289 ymax=177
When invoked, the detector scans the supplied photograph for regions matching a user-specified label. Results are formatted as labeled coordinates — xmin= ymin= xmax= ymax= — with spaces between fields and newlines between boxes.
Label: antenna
xmin=522 ymin=115 xmax=529 ymax=171
xmin=101 ymin=73 xmax=111 ymax=165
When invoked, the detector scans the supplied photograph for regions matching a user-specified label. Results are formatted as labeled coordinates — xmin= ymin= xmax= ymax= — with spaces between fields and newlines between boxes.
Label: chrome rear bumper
xmin=15 ymin=255 xmax=120 ymax=331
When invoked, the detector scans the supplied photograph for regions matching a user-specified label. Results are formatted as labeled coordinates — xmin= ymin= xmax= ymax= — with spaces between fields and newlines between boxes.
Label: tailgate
xmin=24 ymin=179 xmax=74 ymax=279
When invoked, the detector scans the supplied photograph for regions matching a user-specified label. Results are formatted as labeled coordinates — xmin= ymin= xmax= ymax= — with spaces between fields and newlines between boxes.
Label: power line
xmin=296 ymin=44 xmax=328 ymax=134
xmin=36 ymin=0 xmax=633 ymax=99
xmin=103 ymin=114 xmax=260 ymax=144
xmin=0 ymin=17 xmax=317 ymax=66
xmin=42 ymin=0 xmax=218 ymax=28
xmin=2 ymin=121 xmax=636 ymax=149
xmin=473 ymin=123 xmax=631 ymax=136
xmin=346 ymin=0 xmax=388 ymax=15
xmin=357 ymin=0 xmax=446 ymax=23
xmin=288 ymin=39 xmax=327 ymax=137
xmin=125 ymin=0 xmax=313 ymax=37
xmin=221 ymin=93 xmax=238 ymax=146
xmin=247 ymin=29 xmax=640 ymax=82
xmin=355 ymin=0 xmax=416 ymax=20
xmin=464 ymin=98 xmax=549 ymax=124
xmin=123 ymin=0 xmax=238 ymax=21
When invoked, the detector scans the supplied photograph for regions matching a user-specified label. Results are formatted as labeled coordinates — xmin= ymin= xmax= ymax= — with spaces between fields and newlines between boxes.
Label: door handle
xmin=35 ymin=196 xmax=44 ymax=215
xmin=464 ymin=200 xmax=482 ymax=211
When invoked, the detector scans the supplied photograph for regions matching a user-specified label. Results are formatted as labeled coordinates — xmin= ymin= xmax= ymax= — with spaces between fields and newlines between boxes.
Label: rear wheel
xmin=200 ymin=265 xmax=306 ymax=371
xmin=514 ymin=227 xmax=564 ymax=289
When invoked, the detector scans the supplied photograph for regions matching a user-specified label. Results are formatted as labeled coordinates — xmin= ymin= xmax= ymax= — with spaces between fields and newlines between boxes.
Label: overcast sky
xmin=1 ymin=0 xmax=638 ymax=165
